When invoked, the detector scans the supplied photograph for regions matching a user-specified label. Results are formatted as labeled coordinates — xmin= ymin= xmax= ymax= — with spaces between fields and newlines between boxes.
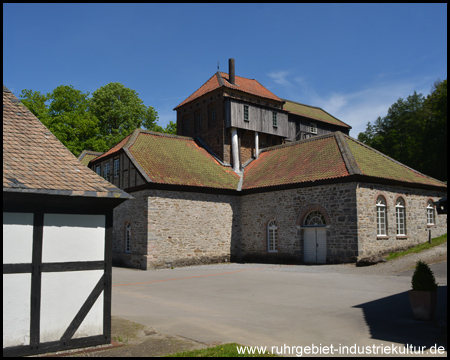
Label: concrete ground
xmin=61 ymin=242 xmax=446 ymax=357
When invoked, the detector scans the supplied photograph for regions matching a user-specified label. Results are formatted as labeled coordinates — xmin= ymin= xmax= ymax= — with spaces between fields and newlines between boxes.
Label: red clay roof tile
xmin=3 ymin=85 xmax=131 ymax=199
xmin=174 ymin=72 xmax=282 ymax=109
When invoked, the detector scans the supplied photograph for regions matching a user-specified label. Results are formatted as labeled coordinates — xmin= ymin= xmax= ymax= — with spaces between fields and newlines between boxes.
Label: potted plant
xmin=408 ymin=260 xmax=438 ymax=320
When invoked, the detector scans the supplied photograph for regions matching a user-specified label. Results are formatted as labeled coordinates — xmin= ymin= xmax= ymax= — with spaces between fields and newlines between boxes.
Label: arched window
xmin=267 ymin=219 xmax=278 ymax=253
xmin=376 ymin=196 xmax=387 ymax=236
xmin=427 ymin=200 xmax=435 ymax=225
xmin=304 ymin=211 xmax=326 ymax=226
xmin=395 ymin=197 xmax=406 ymax=236
xmin=125 ymin=223 xmax=131 ymax=253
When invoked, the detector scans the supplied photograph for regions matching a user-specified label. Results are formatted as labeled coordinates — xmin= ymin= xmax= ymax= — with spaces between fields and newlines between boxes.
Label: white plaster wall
xmin=42 ymin=214 xmax=105 ymax=263
xmin=3 ymin=212 xmax=34 ymax=264
xmin=3 ymin=273 xmax=31 ymax=347
xmin=40 ymin=270 xmax=104 ymax=342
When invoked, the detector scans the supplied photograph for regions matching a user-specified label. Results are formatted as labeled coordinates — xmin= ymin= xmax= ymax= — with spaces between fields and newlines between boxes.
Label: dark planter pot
xmin=408 ymin=290 xmax=437 ymax=320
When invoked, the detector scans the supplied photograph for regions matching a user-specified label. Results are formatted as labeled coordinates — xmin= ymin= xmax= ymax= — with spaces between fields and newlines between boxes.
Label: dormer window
xmin=95 ymin=165 xmax=101 ymax=175
xmin=310 ymin=123 xmax=317 ymax=134
xmin=243 ymin=105 xmax=249 ymax=122
xmin=272 ymin=112 xmax=278 ymax=127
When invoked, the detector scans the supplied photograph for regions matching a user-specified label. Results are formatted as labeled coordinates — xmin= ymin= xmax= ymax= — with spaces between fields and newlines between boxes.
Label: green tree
xmin=89 ymin=82 xmax=159 ymax=148
xmin=421 ymin=79 xmax=447 ymax=181
xmin=358 ymin=80 xmax=447 ymax=181
xmin=19 ymin=89 xmax=51 ymax=127
xmin=20 ymin=86 xmax=108 ymax=156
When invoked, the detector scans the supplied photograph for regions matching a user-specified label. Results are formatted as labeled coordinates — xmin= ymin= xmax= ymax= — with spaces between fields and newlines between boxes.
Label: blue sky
xmin=3 ymin=3 xmax=447 ymax=137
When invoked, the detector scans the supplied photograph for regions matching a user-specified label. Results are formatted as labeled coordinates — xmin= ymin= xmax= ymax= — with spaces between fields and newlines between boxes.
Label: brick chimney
xmin=229 ymin=58 xmax=235 ymax=85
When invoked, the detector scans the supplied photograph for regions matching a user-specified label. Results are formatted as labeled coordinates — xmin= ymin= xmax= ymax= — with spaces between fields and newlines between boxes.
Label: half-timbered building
xmin=3 ymin=85 xmax=132 ymax=356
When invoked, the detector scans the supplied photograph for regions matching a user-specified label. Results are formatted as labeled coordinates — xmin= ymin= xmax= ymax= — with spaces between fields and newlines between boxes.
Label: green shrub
xmin=411 ymin=261 xmax=438 ymax=291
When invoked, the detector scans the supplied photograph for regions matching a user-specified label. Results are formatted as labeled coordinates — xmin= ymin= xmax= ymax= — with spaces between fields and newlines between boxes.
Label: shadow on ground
xmin=353 ymin=286 xmax=447 ymax=351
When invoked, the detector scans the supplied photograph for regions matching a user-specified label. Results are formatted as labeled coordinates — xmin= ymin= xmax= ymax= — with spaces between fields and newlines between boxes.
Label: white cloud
xmin=267 ymin=70 xmax=292 ymax=86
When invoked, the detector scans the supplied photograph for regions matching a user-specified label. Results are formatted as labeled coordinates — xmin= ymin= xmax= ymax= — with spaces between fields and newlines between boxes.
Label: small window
xmin=113 ymin=158 xmax=120 ymax=178
xmin=267 ymin=219 xmax=278 ymax=253
xmin=310 ymin=123 xmax=317 ymax=134
xmin=125 ymin=223 xmax=131 ymax=253
xmin=243 ymin=105 xmax=249 ymax=122
xmin=95 ymin=165 xmax=101 ymax=175
xmin=376 ymin=196 xmax=387 ymax=236
xmin=395 ymin=197 xmax=406 ymax=236
xmin=103 ymin=163 xmax=110 ymax=180
xmin=272 ymin=112 xmax=278 ymax=127
xmin=427 ymin=200 xmax=435 ymax=225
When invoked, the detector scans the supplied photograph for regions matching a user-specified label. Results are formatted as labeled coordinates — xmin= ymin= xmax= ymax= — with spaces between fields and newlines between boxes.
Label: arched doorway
xmin=303 ymin=211 xmax=327 ymax=264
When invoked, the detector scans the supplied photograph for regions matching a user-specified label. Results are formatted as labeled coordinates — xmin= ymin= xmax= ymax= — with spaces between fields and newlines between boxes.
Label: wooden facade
xmin=175 ymin=60 xmax=351 ymax=171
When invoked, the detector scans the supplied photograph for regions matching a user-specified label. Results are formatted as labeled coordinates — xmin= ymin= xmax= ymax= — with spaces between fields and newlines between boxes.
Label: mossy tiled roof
xmin=89 ymin=129 xmax=446 ymax=192
xmin=243 ymin=135 xmax=349 ymax=190
xmin=283 ymin=99 xmax=351 ymax=129
xmin=96 ymin=129 xmax=241 ymax=190
xmin=78 ymin=150 xmax=103 ymax=166
xmin=346 ymin=137 xmax=445 ymax=188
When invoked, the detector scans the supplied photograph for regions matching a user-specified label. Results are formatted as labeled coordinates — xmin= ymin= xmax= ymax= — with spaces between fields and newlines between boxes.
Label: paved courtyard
xmin=111 ymin=260 xmax=447 ymax=355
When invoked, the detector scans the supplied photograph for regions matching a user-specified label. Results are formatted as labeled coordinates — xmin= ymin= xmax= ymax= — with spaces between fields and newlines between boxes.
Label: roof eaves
xmin=3 ymin=185 xmax=133 ymax=199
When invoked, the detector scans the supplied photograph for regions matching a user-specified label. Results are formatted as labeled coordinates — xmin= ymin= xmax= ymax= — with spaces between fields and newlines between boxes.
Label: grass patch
xmin=165 ymin=343 xmax=279 ymax=357
xmin=385 ymin=234 xmax=447 ymax=261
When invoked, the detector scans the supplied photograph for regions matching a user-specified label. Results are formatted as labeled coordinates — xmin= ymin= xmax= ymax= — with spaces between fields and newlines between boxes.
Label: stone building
xmin=85 ymin=60 xmax=446 ymax=269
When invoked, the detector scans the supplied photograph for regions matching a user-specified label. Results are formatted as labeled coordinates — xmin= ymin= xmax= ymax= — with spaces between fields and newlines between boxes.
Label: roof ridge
xmin=173 ymin=73 xmax=219 ymax=109
xmin=259 ymin=132 xmax=337 ymax=154
xmin=334 ymin=132 xmax=362 ymax=175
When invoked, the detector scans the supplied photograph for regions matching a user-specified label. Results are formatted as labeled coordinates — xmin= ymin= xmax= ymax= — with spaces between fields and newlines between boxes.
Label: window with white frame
xmin=125 ymin=223 xmax=131 ymax=253
xmin=395 ymin=197 xmax=406 ymax=236
xmin=113 ymin=158 xmax=120 ymax=178
xmin=310 ymin=123 xmax=317 ymax=134
xmin=376 ymin=196 xmax=387 ymax=236
xmin=243 ymin=105 xmax=249 ymax=122
xmin=267 ymin=219 xmax=278 ymax=252
xmin=103 ymin=163 xmax=110 ymax=180
xmin=272 ymin=112 xmax=278 ymax=127
xmin=427 ymin=200 xmax=435 ymax=225
xmin=304 ymin=211 xmax=326 ymax=226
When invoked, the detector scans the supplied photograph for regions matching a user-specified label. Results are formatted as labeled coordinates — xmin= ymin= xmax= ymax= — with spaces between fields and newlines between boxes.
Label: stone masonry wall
xmin=356 ymin=183 xmax=447 ymax=258
xmin=114 ymin=189 xmax=240 ymax=269
xmin=239 ymin=182 xmax=359 ymax=264
xmin=146 ymin=189 xmax=240 ymax=269
xmin=113 ymin=189 xmax=149 ymax=269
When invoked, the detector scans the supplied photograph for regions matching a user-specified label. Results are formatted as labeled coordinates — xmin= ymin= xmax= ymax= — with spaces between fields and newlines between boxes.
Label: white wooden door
xmin=303 ymin=227 xmax=326 ymax=264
